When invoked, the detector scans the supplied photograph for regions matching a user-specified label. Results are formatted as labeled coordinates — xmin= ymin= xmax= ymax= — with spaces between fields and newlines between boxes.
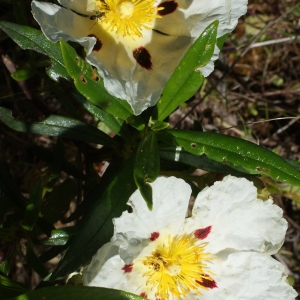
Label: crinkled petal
xmin=83 ymin=242 xmax=145 ymax=294
xmin=31 ymin=1 xmax=96 ymax=51
xmin=113 ymin=176 xmax=191 ymax=262
xmin=83 ymin=242 xmax=155 ymax=298
xmin=83 ymin=242 xmax=119 ymax=286
xmin=155 ymin=0 xmax=247 ymax=39
xmin=193 ymin=252 xmax=297 ymax=299
xmin=154 ymin=0 xmax=247 ymax=78
xmin=58 ymin=0 xmax=96 ymax=15
xmin=32 ymin=0 xmax=195 ymax=115
xmin=183 ymin=175 xmax=287 ymax=255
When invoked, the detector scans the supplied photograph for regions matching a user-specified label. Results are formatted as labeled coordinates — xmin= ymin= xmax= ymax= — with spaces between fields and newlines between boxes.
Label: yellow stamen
xmin=94 ymin=0 xmax=160 ymax=37
xmin=141 ymin=233 xmax=213 ymax=300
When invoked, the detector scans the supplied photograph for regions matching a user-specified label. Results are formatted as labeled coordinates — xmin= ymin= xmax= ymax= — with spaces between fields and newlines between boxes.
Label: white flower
xmin=31 ymin=0 xmax=248 ymax=115
xmin=82 ymin=175 xmax=297 ymax=299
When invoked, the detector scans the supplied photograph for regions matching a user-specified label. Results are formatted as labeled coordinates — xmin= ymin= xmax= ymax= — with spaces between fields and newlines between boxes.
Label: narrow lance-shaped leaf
xmin=0 ymin=273 xmax=28 ymax=299
xmin=0 ymin=21 xmax=69 ymax=81
xmin=0 ymin=107 xmax=117 ymax=148
xmin=154 ymin=21 xmax=218 ymax=121
xmin=72 ymin=92 xmax=131 ymax=139
xmin=50 ymin=155 xmax=137 ymax=280
xmin=157 ymin=130 xmax=300 ymax=186
xmin=6 ymin=286 xmax=145 ymax=300
xmin=25 ymin=244 xmax=49 ymax=279
xmin=60 ymin=40 xmax=144 ymax=130
xmin=159 ymin=144 xmax=247 ymax=177
xmin=134 ymin=131 xmax=160 ymax=210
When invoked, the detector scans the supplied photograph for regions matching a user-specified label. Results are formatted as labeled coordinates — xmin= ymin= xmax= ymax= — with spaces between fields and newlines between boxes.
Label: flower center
xmin=94 ymin=0 xmax=161 ymax=37
xmin=117 ymin=1 xmax=134 ymax=19
xmin=142 ymin=234 xmax=213 ymax=300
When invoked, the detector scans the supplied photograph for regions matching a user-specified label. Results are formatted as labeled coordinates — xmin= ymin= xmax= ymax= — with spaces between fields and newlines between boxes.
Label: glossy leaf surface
xmin=0 ymin=108 xmax=117 ymax=148
xmin=157 ymin=130 xmax=300 ymax=186
xmin=0 ymin=21 xmax=69 ymax=81
xmin=72 ymin=92 xmax=130 ymax=139
xmin=154 ymin=21 xmax=218 ymax=120
xmin=159 ymin=144 xmax=246 ymax=176
xmin=60 ymin=40 xmax=144 ymax=130
xmin=43 ymin=227 xmax=78 ymax=246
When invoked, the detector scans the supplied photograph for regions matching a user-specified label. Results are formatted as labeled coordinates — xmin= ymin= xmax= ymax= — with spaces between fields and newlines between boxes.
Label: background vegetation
xmin=0 ymin=0 xmax=299 ymax=298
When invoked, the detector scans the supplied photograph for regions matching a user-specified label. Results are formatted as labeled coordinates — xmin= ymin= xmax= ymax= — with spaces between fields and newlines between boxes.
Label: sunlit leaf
xmin=0 ymin=108 xmax=117 ymax=148
xmin=154 ymin=21 xmax=218 ymax=120
xmin=0 ymin=21 xmax=69 ymax=81
xmin=157 ymin=130 xmax=300 ymax=186
xmin=60 ymin=40 xmax=145 ymax=130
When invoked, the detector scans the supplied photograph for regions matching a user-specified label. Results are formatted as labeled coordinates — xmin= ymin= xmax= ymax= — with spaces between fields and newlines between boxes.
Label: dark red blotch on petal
xmin=88 ymin=34 xmax=102 ymax=52
xmin=140 ymin=292 xmax=148 ymax=298
xmin=122 ymin=263 xmax=133 ymax=273
xmin=157 ymin=1 xmax=178 ymax=16
xmin=196 ymin=276 xmax=218 ymax=289
xmin=150 ymin=232 xmax=160 ymax=241
xmin=133 ymin=47 xmax=152 ymax=70
xmin=194 ymin=226 xmax=212 ymax=240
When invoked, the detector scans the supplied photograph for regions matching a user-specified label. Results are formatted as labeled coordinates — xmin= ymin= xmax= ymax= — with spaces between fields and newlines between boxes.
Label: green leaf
xmin=216 ymin=33 xmax=229 ymax=50
xmin=159 ymin=144 xmax=247 ymax=176
xmin=72 ymin=92 xmax=131 ymax=139
xmin=134 ymin=131 xmax=160 ymax=210
xmin=42 ymin=227 xmax=78 ymax=246
xmin=154 ymin=21 xmax=218 ymax=120
xmin=0 ymin=107 xmax=117 ymax=148
xmin=25 ymin=244 xmax=49 ymax=278
xmin=7 ymin=286 xmax=145 ymax=300
xmin=0 ymin=273 xmax=28 ymax=299
xmin=157 ymin=130 xmax=300 ymax=186
xmin=21 ymin=178 xmax=44 ymax=231
xmin=11 ymin=68 xmax=36 ymax=81
xmin=148 ymin=119 xmax=169 ymax=131
xmin=0 ymin=21 xmax=69 ymax=81
xmin=50 ymin=155 xmax=137 ymax=280
xmin=60 ymin=40 xmax=144 ymax=130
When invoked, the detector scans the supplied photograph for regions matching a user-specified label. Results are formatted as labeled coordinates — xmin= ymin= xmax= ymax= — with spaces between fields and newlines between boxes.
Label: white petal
xmin=198 ymin=45 xmax=220 ymax=77
xmin=113 ymin=177 xmax=191 ymax=262
xmin=155 ymin=0 xmax=248 ymax=78
xmin=82 ymin=242 xmax=122 ymax=286
xmin=155 ymin=0 xmax=247 ymax=39
xmin=183 ymin=175 xmax=287 ymax=255
xmin=31 ymin=1 xmax=96 ymax=50
xmin=88 ymin=32 xmax=192 ymax=115
xmin=58 ymin=0 xmax=95 ymax=15
xmin=83 ymin=242 xmax=147 ymax=296
xmin=198 ymin=252 xmax=297 ymax=299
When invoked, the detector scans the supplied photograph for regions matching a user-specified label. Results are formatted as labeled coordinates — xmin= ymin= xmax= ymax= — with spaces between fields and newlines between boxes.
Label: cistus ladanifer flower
xmin=31 ymin=0 xmax=248 ymax=115
xmin=82 ymin=175 xmax=297 ymax=300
